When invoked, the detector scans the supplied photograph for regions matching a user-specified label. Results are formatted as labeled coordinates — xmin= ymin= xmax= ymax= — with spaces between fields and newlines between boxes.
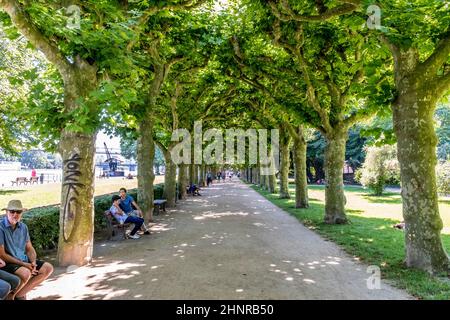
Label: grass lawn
xmin=0 ymin=175 xmax=164 ymax=210
xmin=251 ymin=183 xmax=450 ymax=300
xmin=305 ymin=184 xmax=450 ymax=234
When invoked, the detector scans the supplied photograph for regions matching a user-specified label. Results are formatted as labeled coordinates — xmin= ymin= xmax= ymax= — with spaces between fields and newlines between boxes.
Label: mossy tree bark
xmin=324 ymin=128 xmax=348 ymax=224
xmin=387 ymin=43 xmax=450 ymax=273
xmin=137 ymin=115 xmax=155 ymax=223
xmin=279 ymin=124 xmax=291 ymax=199
xmin=58 ymin=130 xmax=97 ymax=267
xmin=196 ymin=165 xmax=199 ymax=185
xmin=259 ymin=166 xmax=265 ymax=188
xmin=260 ymin=169 xmax=266 ymax=189
xmin=292 ymin=126 xmax=309 ymax=208
xmin=189 ymin=164 xmax=194 ymax=185
xmin=178 ymin=163 xmax=188 ymax=200
xmin=164 ymin=155 xmax=177 ymax=207
xmin=199 ymin=164 xmax=206 ymax=187
xmin=157 ymin=142 xmax=177 ymax=208
xmin=268 ymin=173 xmax=277 ymax=193
xmin=267 ymin=153 xmax=277 ymax=193
xmin=57 ymin=60 xmax=98 ymax=266
xmin=255 ymin=166 xmax=260 ymax=185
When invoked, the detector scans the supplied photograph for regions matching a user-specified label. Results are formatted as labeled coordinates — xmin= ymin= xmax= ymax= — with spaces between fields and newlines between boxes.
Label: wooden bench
xmin=11 ymin=177 xmax=29 ymax=186
xmin=153 ymin=199 xmax=167 ymax=216
xmin=104 ymin=210 xmax=132 ymax=240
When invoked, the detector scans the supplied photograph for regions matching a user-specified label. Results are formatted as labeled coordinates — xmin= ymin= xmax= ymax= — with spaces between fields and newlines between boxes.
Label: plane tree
xmin=367 ymin=0 xmax=450 ymax=274
xmin=0 ymin=0 xmax=208 ymax=265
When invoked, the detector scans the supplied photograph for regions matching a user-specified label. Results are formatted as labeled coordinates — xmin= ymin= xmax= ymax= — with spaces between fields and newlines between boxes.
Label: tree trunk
xmin=260 ymin=168 xmax=266 ymax=189
xmin=137 ymin=117 xmax=155 ymax=223
xmin=263 ymin=166 xmax=270 ymax=190
xmin=394 ymin=81 xmax=448 ymax=273
xmin=57 ymin=61 xmax=98 ymax=267
xmin=258 ymin=166 xmax=264 ymax=188
xmin=162 ymin=148 xmax=177 ymax=208
xmin=189 ymin=164 xmax=195 ymax=185
xmin=279 ymin=125 xmax=291 ymax=199
xmin=324 ymin=128 xmax=348 ymax=224
xmin=194 ymin=165 xmax=199 ymax=185
xmin=268 ymin=173 xmax=276 ymax=193
xmin=293 ymin=126 xmax=309 ymax=208
xmin=57 ymin=131 xmax=96 ymax=267
xmin=200 ymin=164 xmax=206 ymax=187
xmin=178 ymin=164 xmax=188 ymax=200
xmin=267 ymin=153 xmax=277 ymax=193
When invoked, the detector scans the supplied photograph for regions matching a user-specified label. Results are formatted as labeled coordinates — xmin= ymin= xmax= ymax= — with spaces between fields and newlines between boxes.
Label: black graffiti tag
xmin=62 ymin=153 xmax=85 ymax=241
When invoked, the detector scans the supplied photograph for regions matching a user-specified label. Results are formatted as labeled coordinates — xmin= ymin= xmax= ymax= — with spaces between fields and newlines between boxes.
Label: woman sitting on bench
xmin=110 ymin=195 xmax=148 ymax=239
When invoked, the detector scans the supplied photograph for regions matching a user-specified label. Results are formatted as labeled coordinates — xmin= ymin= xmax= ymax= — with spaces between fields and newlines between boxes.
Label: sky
xmin=96 ymin=131 xmax=121 ymax=152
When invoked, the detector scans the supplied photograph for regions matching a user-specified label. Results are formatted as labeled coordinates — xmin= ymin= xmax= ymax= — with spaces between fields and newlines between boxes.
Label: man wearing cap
xmin=0 ymin=200 xmax=53 ymax=300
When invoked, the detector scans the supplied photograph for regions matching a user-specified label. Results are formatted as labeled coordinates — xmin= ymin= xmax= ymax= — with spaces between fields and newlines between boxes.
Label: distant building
xmin=343 ymin=161 xmax=355 ymax=183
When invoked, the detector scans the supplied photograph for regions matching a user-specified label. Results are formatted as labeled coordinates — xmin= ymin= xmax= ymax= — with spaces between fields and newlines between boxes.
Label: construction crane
xmin=104 ymin=142 xmax=119 ymax=173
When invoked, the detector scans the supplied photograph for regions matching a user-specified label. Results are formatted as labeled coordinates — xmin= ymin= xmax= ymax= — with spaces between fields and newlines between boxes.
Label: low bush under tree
xmin=355 ymin=145 xmax=400 ymax=196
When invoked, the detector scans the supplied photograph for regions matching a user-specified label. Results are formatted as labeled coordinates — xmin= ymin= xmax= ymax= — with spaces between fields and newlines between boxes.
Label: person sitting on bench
xmin=0 ymin=200 xmax=53 ymax=300
xmin=188 ymin=183 xmax=201 ymax=196
xmin=0 ymin=258 xmax=20 ymax=300
xmin=110 ymin=195 xmax=147 ymax=239
xmin=118 ymin=188 xmax=151 ymax=234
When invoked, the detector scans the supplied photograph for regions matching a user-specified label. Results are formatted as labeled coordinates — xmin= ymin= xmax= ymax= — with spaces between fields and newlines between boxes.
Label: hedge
xmin=13 ymin=183 xmax=165 ymax=255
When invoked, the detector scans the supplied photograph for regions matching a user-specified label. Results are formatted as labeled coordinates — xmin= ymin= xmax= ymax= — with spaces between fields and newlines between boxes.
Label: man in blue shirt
xmin=0 ymin=200 xmax=53 ymax=300
xmin=119 ymin=188 xmax=151 ymax=234
xmin=110 ymin=195 xmax=144 ymax=239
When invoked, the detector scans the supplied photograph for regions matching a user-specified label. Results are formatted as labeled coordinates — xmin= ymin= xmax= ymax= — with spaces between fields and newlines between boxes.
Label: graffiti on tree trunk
xmin=62 ymin=153 xmax=85 ymax=242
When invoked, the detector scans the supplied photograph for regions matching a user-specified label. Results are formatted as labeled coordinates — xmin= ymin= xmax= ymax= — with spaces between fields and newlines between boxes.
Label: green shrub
xmin=436 ymin=160 xmax=450 ymax=195
xmin=22 ymin=206 xmax=59 ymax=254
xmin=355 ymin=145 xmax=400 ymax=195
xmin=14 ymin=184 xmax=165 ymax=254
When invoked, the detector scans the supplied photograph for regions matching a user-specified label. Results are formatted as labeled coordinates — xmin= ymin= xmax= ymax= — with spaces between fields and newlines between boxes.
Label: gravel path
xmin=29 ymin=179 xmax=412 ymax=300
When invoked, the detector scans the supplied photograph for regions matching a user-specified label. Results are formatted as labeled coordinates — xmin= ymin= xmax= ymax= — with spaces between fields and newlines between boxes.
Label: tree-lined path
xmin=28 ymin=179 xmax=410 ymax=300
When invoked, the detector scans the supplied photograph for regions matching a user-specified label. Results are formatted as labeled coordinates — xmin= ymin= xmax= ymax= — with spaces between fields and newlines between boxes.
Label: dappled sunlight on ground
xmin=193 ymin=210 xmax=249 ymax=220
xmin=28 ymin=260 xmax=147 ymax=300
xmin=26 ymin=178 xmax=410 ymax=300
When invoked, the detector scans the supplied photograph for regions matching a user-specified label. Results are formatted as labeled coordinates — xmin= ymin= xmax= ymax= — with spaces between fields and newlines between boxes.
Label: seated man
xmin=0 ymin=277 xmax=10 ymax=300
xmin=0 ymin=200 xmax=53 ymax=300
xmin=110 ymin=195 xmax=144 ymax=239
xmin=0 ymin=258 xmax=20 ymax=300
xmin=118 ymin=188 xmax=151 ymax=233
